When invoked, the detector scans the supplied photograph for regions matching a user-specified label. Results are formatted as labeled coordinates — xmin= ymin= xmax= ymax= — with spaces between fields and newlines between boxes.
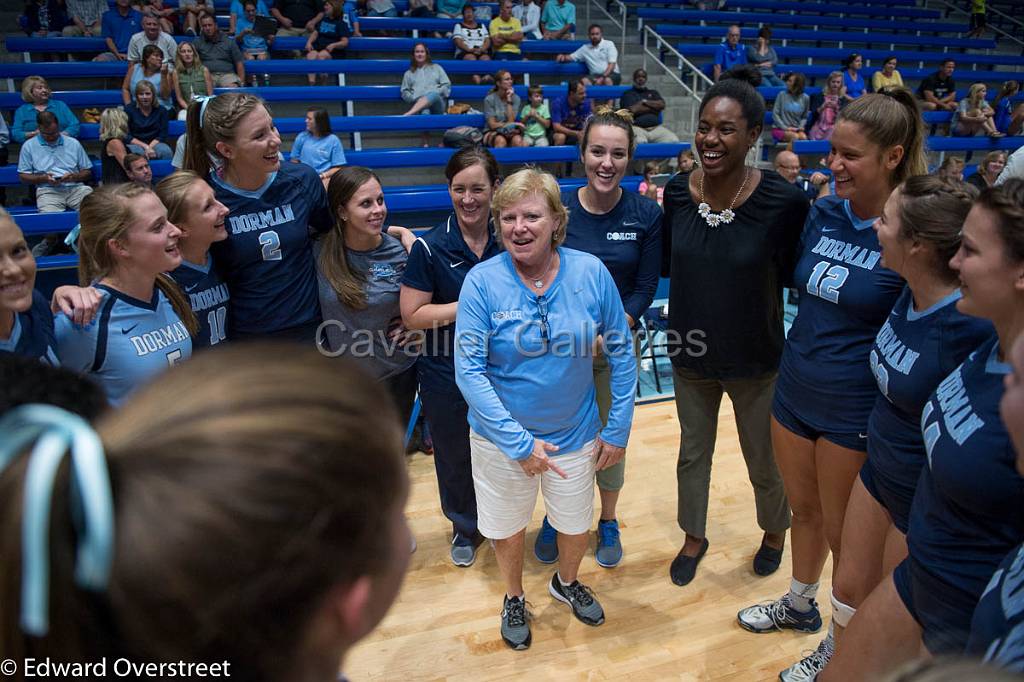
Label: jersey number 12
xmin=806 ymin=261 xmax=850 ymax=304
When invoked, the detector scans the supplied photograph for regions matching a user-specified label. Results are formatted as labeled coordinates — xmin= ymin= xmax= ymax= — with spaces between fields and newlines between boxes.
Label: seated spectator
xmin=435 ymin=0 xmax=465 ymax=19
xmin=343 ymin=0 xmax=362 ymax=35
xmin=141 ymin=0 xmax=178 ymax=36
xmin=229 ymin=0 xmax=268 ymax=35
xmin=126 ymin=81 xmax=173 ymax=160
xmin=519 ymin=84 xmax=550 ymax=146
xmin=937 ymin=155 xmax=964 ymax=184
xmin=96 ymin=0 xmax=143 ymax=62
xmin=178 ymin=0 xmax=213 ymax=36
xmin=996 ymin=145 xmax=1024 ymax=185
xmin=772 ymin=72 xmax=810 ymax=144
xmin=540 ymin=0 xmax=574 ymax=40
xmin=365 ymin=0 xmax=398 ymax=18
xmin=992 ymin=80 xmax=1024 ymax=136
xmin=408 ymin=0 xmax=434 ymax=17
xmin=17 ymin=111 xmax=93 ymax=214
xmin=62 ymin=0 xmax=105 ymax=36
xmin=513 ymin=0 xmax=540 ymax=40
xmin=638 ymin=161 xmax=663 ymax=204
xmin=123 ymin=153 xmax=153 ymax=185
xmin=454 ymin=3 xmax=491 ymax=83
xmin=272 ymin=0 xmax=323 ymax=36
xmin=841 ymin=52 xmax=865 ymax=102
xmin=809 ymin=70 xmax=843 ymax=141
xmin=551 ymin=79 xmax=590 ymax=145
xmin=305 ymin=0 xmax=349 ymax=85
xmin=291 ymin=107 xmax=347 ymax=187
xmin=99 ymin=107 xmax=133 ymax=185
xmin=712 ymin=24 xmax=745 ymax=82
xmin=676 ymin=148 xmax=695 ymax=174
xmin=918 ymin=59 xmax=958 ymax=112
xmin=483 ymin=70 xmax=524 ymax=148
xmin=171 ymin=42 xmax=213 ymax=120
xmin=122 ymin=45 xmax=173 ymax=110
xmin=557 ymin=24 xmax=620 ymax=85
xmin=871 ymin=56 xmax=903 ymax=92
xmin=966 ymin=150 xmax=1007 ymax=190
xmin=401 ymin=43 xmax=451 ymax=145
xmin=746 ymin=26 xmax=782 ymax=87
xmin=12 ymin=77 xmax=80 ymax=144
xmin=195 ymin=12 xmax=245 ymax=87
xmin=0 ymin=116 xmax=8 ymax=206
xmin=238 ymin=0 xmax=276 ymax=86
xmin=952 ymin=83 xmax=1004 ymax=138
xmin=22 ymin=0 xmax=69 ymax=37
xmin=128 ymin=15 xmax=178 ymax=71
xmin=620 ymin=67 xmax=679 ymax=144
xmin=490 ymin=0 xmax=523 ymax=60
xmin=773 ymin=149 xmax=826 ymax=202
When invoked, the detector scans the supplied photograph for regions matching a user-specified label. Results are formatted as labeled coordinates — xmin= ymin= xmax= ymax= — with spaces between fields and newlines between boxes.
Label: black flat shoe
xmin=752 ymin=538 xmax=784 ymax=576
xmin=670 ymin=538 xmax=709 ymax=586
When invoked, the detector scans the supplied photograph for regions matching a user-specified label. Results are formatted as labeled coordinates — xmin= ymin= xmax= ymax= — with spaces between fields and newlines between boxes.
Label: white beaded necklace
xmin=697 ymin=167 xmax=751 ymax=228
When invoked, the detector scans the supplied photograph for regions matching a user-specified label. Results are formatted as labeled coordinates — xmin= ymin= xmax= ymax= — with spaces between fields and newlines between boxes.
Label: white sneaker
xmin=778 ymin=633 xmax=834 ymax=682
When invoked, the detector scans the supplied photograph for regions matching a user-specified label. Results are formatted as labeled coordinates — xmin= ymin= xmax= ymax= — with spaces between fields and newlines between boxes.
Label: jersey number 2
xmin=259 ymin=230 xmax=282 ymax=261
xmin=806 ymin=261 xmax=850 ymax=304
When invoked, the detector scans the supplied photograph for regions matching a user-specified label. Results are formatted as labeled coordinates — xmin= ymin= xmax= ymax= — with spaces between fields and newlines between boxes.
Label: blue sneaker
xmin=595 ymin=518 xmax=622 ymax=568
xmin=534 ymin=516 xmax=558 ymax=563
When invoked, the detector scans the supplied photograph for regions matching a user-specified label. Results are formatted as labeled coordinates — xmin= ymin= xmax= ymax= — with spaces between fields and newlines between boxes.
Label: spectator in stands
xmin=195 ymin=12 xmax=246 ymax=87
xmin=490 ymin=0 xmax=523 ymax=60
xmin=141 ymin=0 xmax=179 ymax=34
xmin=918 ymin=59 xmax=958 ymax=112
xmin=178 ymin=0 xmax=212 ymax=36
xmin=237 ymin=1 xmax=275 ymax=86
xmin=12 ymin=77 xmax=80 ymax=144
xmin=304 ymin=0 xmax=350 ymax=85
xmin=519 ymin=84 xmax=550 ymax=146
xmin=513 ymin=0 xmax=540 ymax=40
xmin=774 ymin=150 xmax=827 ymax=202
xmin=620 ymin=68 xmax=679 ymax=144
xmin=99 ymin=107 xmax=133 ymax=185
xmin=229 ymin=0 xmax=268 ymax=35
xmin=171 ymin=42 xmax=213 ymax=119
xmin=123 ymin=45 xmax=173 ymax=110
xmin=937 ymin=155 xmax=965 ymax=184
xmin=552 ymin=79 xmax=590 ymax=145
xmin=291 ymin=107 xmax=347 ymax=187
xmin=746 ymin=27 xmax=782 ymax=88
xmin=22 ymin=0 xmax=69 ymax=37
xmin=771 ymin=72 xmax=810 ymax=144
xmin=0 ymin=116 xmax=8 ymax=206
xmin=711 ymin=25 xmax=745 ymax=82
xmin=126 ymin=81 xmax=173 ymax=160
xmin=127 ymin=15 xmax=178 ymax=70
xmin=63 ymin=0 xmax=106 ymax=36
xmin=96 ymin=0 xmax=143 ymax=62
xmin=123 ymin=153 xmax=154 ymax=185
xmin=557 ymin=24 xmax=620 ymax=86
xmin=676 ymin=148 xmax=695 ymax=173
xmin=18 ymin=111 xmax=93 ymax=214
xmin=809 ymin=71 xmax=843 ymax=141
xmin=871 ymin=56 xmax=903 ymax=92
xmin=997 ymin=146 xmax=1024 ymax=186
xmin=540 ymin=0 xmax=574 ymax=40
xmin=365 ymin=0 xmax=399 ymax=18
xmin=453 ymin=4 xmax=491 ymax=83
xmin=435 ymin=0 xmax=465 ymax=20
xmin=483 ymin=70 xmax=525 ymax=148
xmin=968 ymin=0 xmax=986 ymax=38
xmin=992 ymin=80 xmax=1024 ymax=137
xmin=407 ymin=0 xmax=434 ymax=17
xmin=841 ymin=53 xmax=865 ymax=102
xmin=272 ymin=0 xmax=323 ymax=36
xmin=966 ymin=150 xmax=1007 ymax=190
xmin=402 ymin=43 xmax=451 ymax=145
xmin=953 ymin=83 xmax=1004 ymax=138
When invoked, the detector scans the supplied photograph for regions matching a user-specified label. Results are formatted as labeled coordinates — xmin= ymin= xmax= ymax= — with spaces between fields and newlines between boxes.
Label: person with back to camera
xmin=737 ymin=87 xmax=927 ymax=682
xmin=661 ymin=69 xmax=808 ymax=592
xmin=0 ymin=342 xmax=412 ymax=682
xmin=455 ymin=166 xmax=636 ymax=651
xmin=991 ymin=80 xmax=1024 ymax=137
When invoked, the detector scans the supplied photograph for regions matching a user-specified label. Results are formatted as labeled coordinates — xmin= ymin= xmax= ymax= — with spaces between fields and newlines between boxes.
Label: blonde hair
xmin=154 ymin=170 xmax=204 ymax=229
xmin=99 ymin=108 xmax=130 ymax=142
xmin=184 ymin=92 xmax=267 ymax=179
xmin=967 ymin=82 xmax=988 ymax=109
xmin=838 ymin=88 xmax=928 ymax=189
xmin=20 ymin=76 xmax=47 ymax=103
xmin=491 ymin=167 xmax=569 ymax=247
xmin=173 ymin=40 xmax=204 ymax=74
xmin=76 ymin=184 xmax=198 ymax=336
xmin=134 ymin=79 xmax=157 ymax=103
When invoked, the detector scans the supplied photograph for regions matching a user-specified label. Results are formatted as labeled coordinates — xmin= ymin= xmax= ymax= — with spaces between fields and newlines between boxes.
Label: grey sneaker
xmin=779 ymin=633 xmax=834 ymax=681
xmin=500 ymin=595 xmax=531 ymax=650
xmin=548 ymin=573 xmax=605 ymax=626
xmin=737 ymin=593 xmax=822 ymax=633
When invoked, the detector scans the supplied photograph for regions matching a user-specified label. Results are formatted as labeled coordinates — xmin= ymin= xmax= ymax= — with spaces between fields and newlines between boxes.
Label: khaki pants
xmin=633 ymin=124 xmax=680 ymax=145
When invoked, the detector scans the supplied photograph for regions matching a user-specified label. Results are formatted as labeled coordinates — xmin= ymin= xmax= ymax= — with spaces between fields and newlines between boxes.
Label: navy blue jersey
xmin=562 ymin=188 xmax=662 ymax=324
xmin=400 ymin=213 xmax=501 ymax=394
xmin=0 ymin=290 xmax=58 ymax=365
xmin=55 ymin=285 xmax=192 ymax=406
xmin=865 ymin=287 xmax=993 ymax=529
xmin=968 ymin=542 xmax=1024 ymax=672
xmin=209 ymin=163 xmax=332 ymax=336
xmin=169 ymin=255 xmax=231 ymax=349
xmin=908 ymin=335 xmax=1024 ymax=640
xmin=776 ymin=195 xmax=904 ymax=434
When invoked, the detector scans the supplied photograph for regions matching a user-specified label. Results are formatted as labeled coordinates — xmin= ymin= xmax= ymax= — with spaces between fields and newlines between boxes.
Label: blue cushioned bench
xmin=679 ymin=62 xmax=1024 ymax=85
xmin=622 ymin=0 xmax=940 ymax=19
xmin=671 ymin=43 xmax=1024 ymax=69
xmin=637 ymin=9 xmax=965 ymax=33
xmin=793 ymin=136 xmax=1024 ymax=154
xmin=764 ymin=110 xmax=955 ymax=126
xmin=652 ymin=25 xmax=995 ymax=50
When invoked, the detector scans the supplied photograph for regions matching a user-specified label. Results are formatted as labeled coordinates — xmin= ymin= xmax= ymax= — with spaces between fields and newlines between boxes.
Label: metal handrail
xmin=926 ymin=0 xmax=1024 ymax=50
xmin=585 ymin=0 xmax=630 ymax=56
xmin=641 ymin=25 xmax=709 ymax=134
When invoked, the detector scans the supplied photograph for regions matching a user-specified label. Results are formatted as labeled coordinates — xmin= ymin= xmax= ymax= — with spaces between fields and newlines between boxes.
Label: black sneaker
xmin=500 ymin=595 xmax=531 ymax=650
xmin=548 ymin=573 xmax=605 ymax=626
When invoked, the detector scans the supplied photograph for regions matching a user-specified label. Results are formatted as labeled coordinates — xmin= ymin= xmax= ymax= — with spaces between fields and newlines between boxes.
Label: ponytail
xmin=183 ymin=98 xmax=212 ymax=179
xmin=839 ymin=87 xmax=927 ymax=188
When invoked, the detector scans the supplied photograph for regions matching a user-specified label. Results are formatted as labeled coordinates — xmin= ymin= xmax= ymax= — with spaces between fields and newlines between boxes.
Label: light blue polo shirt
xmin=17 ymin=134 xmax=91 ymax=188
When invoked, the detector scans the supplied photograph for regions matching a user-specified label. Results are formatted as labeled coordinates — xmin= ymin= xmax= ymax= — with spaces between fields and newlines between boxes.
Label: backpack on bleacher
xmin=443 ymin=126 xmax=484 ymax=148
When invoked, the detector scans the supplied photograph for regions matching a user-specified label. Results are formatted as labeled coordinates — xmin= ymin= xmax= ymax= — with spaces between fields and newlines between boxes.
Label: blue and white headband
xmin=195 ymin=94 xmax=215 ymax=129
xmin=0 ymin=404 xmax=114 ymax=636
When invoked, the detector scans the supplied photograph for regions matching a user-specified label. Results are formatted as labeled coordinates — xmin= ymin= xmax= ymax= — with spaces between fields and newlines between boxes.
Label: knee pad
xmin=831 ymin=589 xmax=857 ymax=628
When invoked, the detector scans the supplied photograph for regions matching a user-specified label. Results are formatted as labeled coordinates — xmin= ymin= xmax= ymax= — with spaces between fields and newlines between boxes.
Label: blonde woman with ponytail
xmin=55 ymin=183 xmax=197 ymax=406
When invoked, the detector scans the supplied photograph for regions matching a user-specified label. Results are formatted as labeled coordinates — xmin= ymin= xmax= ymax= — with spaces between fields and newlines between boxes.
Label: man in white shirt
xmin=512 ymin=0 xmax=541 ymax=40
xmin=127 ymin=15 xmax=179 ymax=68
xmin=996 ymin=146 xmax=1024 ymax=185
xmin=556 ymin=24 xmax=620 ymax=85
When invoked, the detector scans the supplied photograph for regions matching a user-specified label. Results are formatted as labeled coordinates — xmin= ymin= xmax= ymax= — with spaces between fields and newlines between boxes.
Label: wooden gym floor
xmin=345 ymin=398 xmax=834 ymax=681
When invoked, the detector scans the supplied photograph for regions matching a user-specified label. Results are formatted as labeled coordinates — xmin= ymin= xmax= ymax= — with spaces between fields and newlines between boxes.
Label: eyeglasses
xmin=537 ymin=295 xmax=549 ymax=350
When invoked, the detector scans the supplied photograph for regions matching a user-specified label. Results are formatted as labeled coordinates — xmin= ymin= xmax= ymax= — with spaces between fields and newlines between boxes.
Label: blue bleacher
xmin=620 ymin=0 xmax=941 ymax=19
xmin=792 ymin=136 xmax=1024 ymax=155
xmin=652 ymin=25 xmax=996 ymax=51
xmin=671 ymin=44 xmax=1024 ymax=69
xmin=637 ymin=8 xmax=966 ymax=34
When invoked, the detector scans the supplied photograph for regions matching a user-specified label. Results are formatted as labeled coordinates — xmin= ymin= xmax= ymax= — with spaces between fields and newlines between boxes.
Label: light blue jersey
xmin=55 ymin=285 xmax=192 ymax=406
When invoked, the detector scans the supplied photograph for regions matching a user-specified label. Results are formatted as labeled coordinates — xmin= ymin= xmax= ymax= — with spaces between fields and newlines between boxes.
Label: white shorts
xmin=470 ymin=430 xmax=596 ymax=540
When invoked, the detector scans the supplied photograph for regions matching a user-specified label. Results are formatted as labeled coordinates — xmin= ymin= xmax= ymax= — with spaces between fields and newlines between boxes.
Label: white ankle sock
xmin=788 ymin=578 xmax=819 ymax=613
xmin=557 ymin=572 xmax=573 ymax=587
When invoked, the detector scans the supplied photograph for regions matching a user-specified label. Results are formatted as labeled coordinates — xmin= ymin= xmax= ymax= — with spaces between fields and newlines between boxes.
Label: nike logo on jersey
xmin=622 ymin=220 xmax=640 ymax=226
xmin=810 ymin=235 xmax=881 ymax=270
xmin=821 ymin=227 xmax=837 ymax=233
xmin=450 ymin=261 xmax=465 ymax=268
xmin=858 ymin=433 xmax=868 ymax=439
xmin=185 ymin=282 xmax=201 ymax=293
xmin=121 ymin=323 xmax=139 ymax=335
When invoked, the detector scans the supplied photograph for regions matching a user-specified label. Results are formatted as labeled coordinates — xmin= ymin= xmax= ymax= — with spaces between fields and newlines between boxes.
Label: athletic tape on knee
xmin=831 ymin=589 xmax=857 ymax=628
